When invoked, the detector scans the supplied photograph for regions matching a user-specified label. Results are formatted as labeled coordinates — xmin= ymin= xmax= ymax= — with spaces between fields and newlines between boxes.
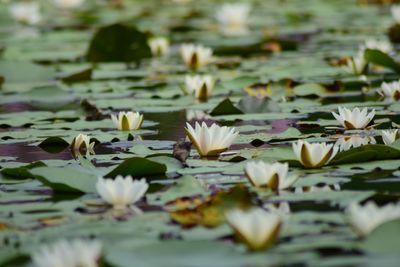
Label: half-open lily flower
xmin=71 ymin=133 xmax=95 ymax=156
xmin=332 ymin=106 xmax=375 ymax=130
xmin=180 ymin=44 xmax=213 ymax=70
xmin=96 ymin=176 xmax=149 ymax=210
xmin=185 ymin=122 xmax=238 ymax=157
xmin=391 ymin=5 xmax=400 ymax=24
xmin=264 ymin=202 xmax=291 ymax=219
xmin=148 ymin=37 xmax=170 ymax=57
xmin=382 ymin=129 xmax=399 ymax=145
xmin=53 ymin=0 xmax=85 ymax=9
xmin=32 ymin=239 xmax=102 ymax=267
xmin=378 ymin=81 xmax=400 ymax=101
xmin=225 ymin=207 xmax=281 ymax=251
xmin=346 ymin=201 xmax=400 ymax=237
xmin=111 ymin=111 xmax=143 ymax=131
xmin=343 ymin=53 xmax=368 ymax=75
xmin=335 ymin=136 xmax=376 ymax=152
xmin=216 ymin=3 xmax=250 ymax=36
xmin=10 ymin=2 xmax=41 ymax=25
xmin=292 ymin=140 xmax=338 ymax=168
xmin=185 ymin=75 xmax=215 ymax=101
xmin=360 ymin=39 xmax=393 ymax=54
xmin=244 ymin=161 xmax=298 ymax=190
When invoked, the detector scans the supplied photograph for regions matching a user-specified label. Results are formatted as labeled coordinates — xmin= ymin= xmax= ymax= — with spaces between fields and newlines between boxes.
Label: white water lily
xmin=185 ymin=75 xmax=215 ymax=101
xmin=96 ymin=176 xmax=149 ymax=209
xmin=53 ymin=0 xmax=85 ymax=9
xmin=391 ymin=5 xmax=400 ymax=24
xmin=332 ymin=106 xmax=375 ymax=130
xmin=378 ymin=80 xmax=400 ymax=101
xmin=111 ymin=111 xmax=143 ymax=131
xmin=264 ymin=202 xmax=291 ymax=219
xmin=360 ymin=39 xmax=393 ymax=54
xmin=180 ymin=44 xmax=213 ymax=70
xmin=244 ymin=161 xmax=298 ymax=190
xmin=216 ymin=3 xmax=250 ymax=36
xmin=148 ymin=37 xmax=170 ymax=57
xmin=382 ymin=129 xmax=399 ymax=145
xmin=225 ymin=207 xmax=281 ymax=251
xmin=32 ymin=239 xmax=102 ymax=267
xmin=292 ymin=140 xmax=338 ymax=169
xmin=185 ymin=122 xmax=238 ymax=157
xmin=185 ymin=109 xmax=211 ymax=121
xmin=10 ymin=2 xmax=41 ymax=25
xmin=343 ymin=53 xmax=368 ymax=75
xmin=335 ymin=136 xmax=376 ymax=152
xmin=71 ymin=133 xmax=95 ymax=156
xmin=346 ymin=201 xmax=400 ymax=237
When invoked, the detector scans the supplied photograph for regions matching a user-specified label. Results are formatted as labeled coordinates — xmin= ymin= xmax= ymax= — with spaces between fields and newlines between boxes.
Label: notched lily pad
xmin=105 ymin=157 xmax=167 ymax=179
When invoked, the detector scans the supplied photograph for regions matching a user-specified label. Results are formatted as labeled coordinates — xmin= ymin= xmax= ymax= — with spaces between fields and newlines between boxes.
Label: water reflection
xmin=145 ymin=111 xmax=187 ymax=141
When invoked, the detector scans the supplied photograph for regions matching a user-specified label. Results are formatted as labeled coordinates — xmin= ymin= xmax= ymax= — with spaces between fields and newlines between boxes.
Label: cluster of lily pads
xmin=3 ymin=0 xmax=400 ymax=266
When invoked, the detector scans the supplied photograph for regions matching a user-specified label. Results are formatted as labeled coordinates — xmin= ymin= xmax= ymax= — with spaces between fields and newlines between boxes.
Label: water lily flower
xmin=382 ymin=129 xmax=399 ymax=145
xmin=216 ymin=3 xmax=250 ymax=36
xmin=180 ymin=44 xmax=213 ymax=70
xmin=185 ymin=109 xmax=211 ymax=121
xmin=335 ymin=136 xmax=376 ymax=152
xmin=111 ymin=111 xmax=143 ymax=131
xmin=360 ymin=39 xmax=393 ymax=54
xmin=185 ymin=75 xmax=215 ymax=101
xmin=225 ymin=207 xmax=281 ymax=251
xmin=53 ymin=0 xmax=85 ymax=9
xmin=378 ymin=81 xmax=400 ymax=101
xmin=391 ymin=5 xmax=400 ymax=24
xmin=96 ymin=176 xmax=149 ymax=210
xmin=264 ymin=202 xmax=291 ymax=219
xmin=71 ymin=133 xmax=95 ymax=156
xmin=32 ymin=239 xmax=102 ymax=267
xmin=244 ymin=161 xmax=298 ymax=190
xmin=343 ymin=53 xmax=368 ymax=75
xmin=148 ymin=37 xmax=170 ymax=57
xmin=332 ymin=106 xmax=375 ymax=130
xmin=185 ymin=122 xmax=238 ymax=157
xmin=292 ymin=140 xmax=338 ymax=168
xmin=9 ymin=2 xmax=41 ymax=25
xmin=346 ymin=201 xmax=400 ymax=237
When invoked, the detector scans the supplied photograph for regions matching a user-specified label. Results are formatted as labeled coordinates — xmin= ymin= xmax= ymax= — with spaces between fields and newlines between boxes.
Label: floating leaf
xmin=0 ymin=161 xmax=46 ymax=179
xmin=38 ymin=136 xmax=70 ymax=153
xmin=105 ymin=157 xmax=167 ymax=179
xmin=209 ymin=98 xmax=243 ymax=116
xmin=364 ymin=49 xmax=400 ymax=73
xmin=31 ymin=166 xmax=97 ymax=193
xmin=86 ymin=23 xmax=151 ymax=63
xmin=362 ymin=219 xmax=400 ymax=254
xmin=330 ymin=145 xmax=400 ymax=165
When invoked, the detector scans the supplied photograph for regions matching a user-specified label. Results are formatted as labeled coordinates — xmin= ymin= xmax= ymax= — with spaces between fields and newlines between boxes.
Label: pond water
xmin=1 ymin=0 xmax=400 ymax=266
